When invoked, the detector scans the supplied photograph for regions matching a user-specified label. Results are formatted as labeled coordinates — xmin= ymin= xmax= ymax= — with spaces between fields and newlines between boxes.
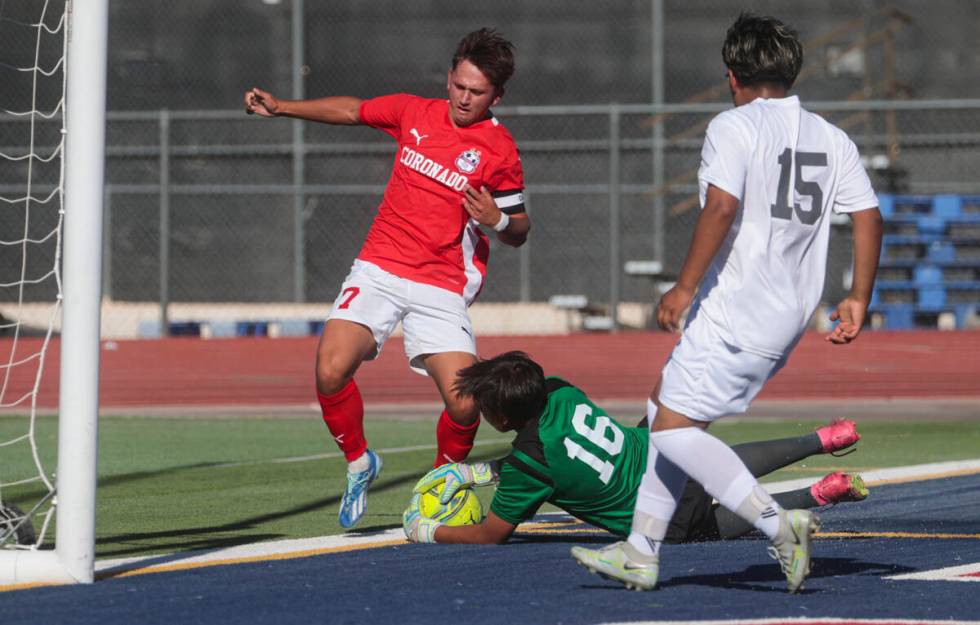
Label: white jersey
xmin=693 ymin=95 xmax=878 ymax=358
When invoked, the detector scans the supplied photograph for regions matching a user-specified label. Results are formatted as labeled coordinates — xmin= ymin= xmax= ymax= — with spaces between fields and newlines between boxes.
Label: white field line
xmin=604 ymin=616 xmax=980 ymax=625
xmin=92 ymin=457 xmax=980 ymax=577
xmin=95 ymin=528 xmax=408 ymax=576
xmin=886 ymin=561 xmax=980 ymax=582
xmin=761 ymin=457 xmax=980 ymax=493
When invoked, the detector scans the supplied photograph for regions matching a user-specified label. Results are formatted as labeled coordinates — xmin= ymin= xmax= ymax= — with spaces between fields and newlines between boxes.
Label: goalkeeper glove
xmin=413 ymin=461 xmax=498 ymax=505
xmin=402 ymin=493 xmax=440 ymax=543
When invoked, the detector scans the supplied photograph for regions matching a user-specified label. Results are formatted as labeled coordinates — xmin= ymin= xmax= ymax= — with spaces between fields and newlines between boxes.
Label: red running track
xmin=2 ymin=330 xmax=979 ymax=410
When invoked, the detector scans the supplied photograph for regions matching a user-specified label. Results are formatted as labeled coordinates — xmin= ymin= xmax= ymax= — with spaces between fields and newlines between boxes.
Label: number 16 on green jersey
xmin=563 ymin=404 xmax=625 ymax=484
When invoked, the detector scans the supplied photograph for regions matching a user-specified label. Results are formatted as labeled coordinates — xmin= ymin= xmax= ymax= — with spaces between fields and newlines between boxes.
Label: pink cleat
xmin=811 ymin=472 xmax=869 ymax=505
xmin=816 ymin=418 xmax=860 ymax=453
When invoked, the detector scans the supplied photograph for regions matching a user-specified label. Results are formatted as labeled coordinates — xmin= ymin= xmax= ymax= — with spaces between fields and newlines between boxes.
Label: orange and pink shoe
xmin=816 ymin=418 xmax=860 ymax=454
xmin=811 ymin=471 xmax=869 ymax=505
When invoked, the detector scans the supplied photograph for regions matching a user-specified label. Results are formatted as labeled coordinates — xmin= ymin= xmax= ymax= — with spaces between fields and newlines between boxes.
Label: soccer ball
xmin=419 ymin=483 xmax=483 ymax=526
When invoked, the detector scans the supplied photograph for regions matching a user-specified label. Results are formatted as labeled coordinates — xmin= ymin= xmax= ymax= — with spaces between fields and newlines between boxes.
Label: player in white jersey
xmin=572 ymin=13 xmax=883 ymax=593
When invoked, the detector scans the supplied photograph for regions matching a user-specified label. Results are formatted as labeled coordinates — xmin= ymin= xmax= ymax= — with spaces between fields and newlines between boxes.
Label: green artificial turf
xmin=1 ymin=415 xmax=977 ymax=558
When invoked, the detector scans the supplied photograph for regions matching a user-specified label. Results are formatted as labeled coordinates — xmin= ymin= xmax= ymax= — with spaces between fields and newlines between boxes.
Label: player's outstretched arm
xmin=403 ymin=494 xmax=516 ymax=545
xmin=434 ymin=511 xmax=517 ymax=545
xmin=827 ymin=207 xmax=883 ymax=344
xmin=244 ymin=87 xmax=362 ymax=125
xmin=657 ymin=184 xmax=739 ymax=332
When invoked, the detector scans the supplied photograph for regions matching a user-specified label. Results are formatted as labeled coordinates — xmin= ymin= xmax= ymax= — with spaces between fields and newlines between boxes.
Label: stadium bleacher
xmin=871 ymin=194 xmax=980 ymax=329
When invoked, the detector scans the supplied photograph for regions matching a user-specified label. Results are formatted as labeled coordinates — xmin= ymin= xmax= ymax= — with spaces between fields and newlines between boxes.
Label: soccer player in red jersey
xmin=244 ymin=29 xmax=529 ymax=528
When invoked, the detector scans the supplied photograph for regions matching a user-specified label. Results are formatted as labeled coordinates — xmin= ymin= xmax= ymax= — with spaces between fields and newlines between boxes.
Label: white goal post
xmin=0 ymin=0 xmax=107 ymax=585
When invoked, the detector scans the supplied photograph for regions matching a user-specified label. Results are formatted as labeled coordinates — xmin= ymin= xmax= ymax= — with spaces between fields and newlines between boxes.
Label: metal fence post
xmin=291 ymin=0 xmax=306 ymax=303
xmin=519 ymin=195 xmax=531 ymax=302
xmin=102 ymin=185 xmax=112 ymax=300
xmin=609 ymin=104 xmax=621 ymax=331
xmin=159 ymin=108 xmax=170 ymax=336
xmin=651 ymin=0 xmax=666 ymax=268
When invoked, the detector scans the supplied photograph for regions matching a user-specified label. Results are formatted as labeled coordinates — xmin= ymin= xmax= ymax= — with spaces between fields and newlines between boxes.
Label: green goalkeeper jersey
xmin=489 ymin=378 xmax=648 ymax=536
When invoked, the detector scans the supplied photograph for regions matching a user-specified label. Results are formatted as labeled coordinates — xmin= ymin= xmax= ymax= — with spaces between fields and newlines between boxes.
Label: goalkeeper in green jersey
xmin=403 ymin=351 xmax=866 ymax=545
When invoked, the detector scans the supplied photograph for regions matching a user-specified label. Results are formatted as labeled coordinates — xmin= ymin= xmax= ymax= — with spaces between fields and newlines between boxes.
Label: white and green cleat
xmin=769 ymin=509 xmax=821 ymax=593
xmin=570 ymin=541 xmax=660 ymax=591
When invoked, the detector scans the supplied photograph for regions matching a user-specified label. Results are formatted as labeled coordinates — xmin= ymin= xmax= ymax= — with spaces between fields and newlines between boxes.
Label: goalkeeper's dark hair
xmin=722 ymin=12 xmax=802 ymax=89
xmin=454 ymin=351 xmax=546 ymax=427
xmin=452 ymin=28 xmax=515 ymax=91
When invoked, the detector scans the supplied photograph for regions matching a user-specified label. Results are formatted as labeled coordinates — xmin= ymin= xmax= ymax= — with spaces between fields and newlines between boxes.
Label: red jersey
xmin=357 ymin=94 xmax=525 ymax=302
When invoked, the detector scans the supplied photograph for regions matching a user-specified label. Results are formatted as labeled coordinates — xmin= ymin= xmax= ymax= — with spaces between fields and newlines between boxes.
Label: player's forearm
xmin=675 ymin=200 xmax=738 ymax=291
xmin=275 ymin=96 xmax=362 ymax=125
xmin=848 ymin=207 xmax=883 ymax=302
xmin=495 ymin=213 xmax=530 ymax=247
xmin=433 ymin=521 xmax=512 ymax=544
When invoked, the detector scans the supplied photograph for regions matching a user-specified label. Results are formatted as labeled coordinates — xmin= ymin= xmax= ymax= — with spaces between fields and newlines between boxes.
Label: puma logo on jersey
xmin=399 ymin=146 xmax=469 ymax=192
xmin=410 ymin=128 xmax=428 ymax=146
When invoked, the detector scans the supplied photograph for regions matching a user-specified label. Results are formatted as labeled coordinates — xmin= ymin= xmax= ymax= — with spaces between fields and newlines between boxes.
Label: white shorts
xmin=658 ymin=314 xmax=786 ymax=422
xmin=326 ymin=260 xmax=476 ymax=375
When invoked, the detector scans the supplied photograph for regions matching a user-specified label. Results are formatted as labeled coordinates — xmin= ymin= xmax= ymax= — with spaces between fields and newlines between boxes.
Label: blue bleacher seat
xmin=913 ymin=265 xmax=942 ymax=286
xmin=927 ymin=241 xmax=956 ymax=262
xmin=169 ymin=322 xmax=201 ymax=336
xmin=917 ymin=286 xmax=946 ymax=307
xmin=137 ymin=319 xmax=161 ymax=338
xmin=235 ymin=321 xmax=269 ymax=337
xmin=932 ymin=195 xmax=962 ymax=219
xmin=276 ymin=319 xmax=312 ymax=337
xmin=206 ymin=320 xmax=237 ymax=338
xmin=916 ymin=216 xmax=945 ymax=235
xmin=871 ymin=194 xmax=979 ymax=330
xmin=878 ymin=194 xmax=895 ymax=219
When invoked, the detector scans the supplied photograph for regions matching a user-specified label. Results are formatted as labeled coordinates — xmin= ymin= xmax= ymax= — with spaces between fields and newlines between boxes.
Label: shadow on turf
xmin=579 ymin=557 xmax=918 ymax=593
xmin=96 ymin=451 xmax=506 ymax=557
xmin=0 ymin=462 xmax=231 ymax=514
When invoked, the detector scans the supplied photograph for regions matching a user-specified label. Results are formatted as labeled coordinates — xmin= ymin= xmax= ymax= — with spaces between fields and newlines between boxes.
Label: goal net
xmin=0 ymin=0 xmax=106 ymax=584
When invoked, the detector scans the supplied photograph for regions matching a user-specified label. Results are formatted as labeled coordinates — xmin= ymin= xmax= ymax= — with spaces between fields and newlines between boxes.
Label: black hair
xmin=722 ymin=13 xmax=803 ymax=89
xmin=453 ymin=351 xmax=546 ymax=427
xmin=452 ymin=28 xmax=516 ymax=91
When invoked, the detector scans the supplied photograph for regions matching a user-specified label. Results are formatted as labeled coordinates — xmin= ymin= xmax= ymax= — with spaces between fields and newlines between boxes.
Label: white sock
xmin=627 ymin=432 xmax=688 ymax=556
xmin=651 ymin=427 xmax=782 ymax=539
xmin=348 ymin=452 xmax=370 ymax=473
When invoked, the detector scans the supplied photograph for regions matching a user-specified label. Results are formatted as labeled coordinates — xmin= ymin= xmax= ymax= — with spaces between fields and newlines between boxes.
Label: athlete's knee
xmin=315 ymin=353 xmax=359 ymax=395
xmin=443 ymin=394 xmax=478 ymax=426
xmin=650 ymin=405 xmax=708 ymax=432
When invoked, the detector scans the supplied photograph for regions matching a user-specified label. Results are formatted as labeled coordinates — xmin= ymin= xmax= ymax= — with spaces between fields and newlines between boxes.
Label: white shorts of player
xmin=658 ymin=313 xmax=787 ymax=422
xmin=326 ymin=260 xmax=476 ymax=376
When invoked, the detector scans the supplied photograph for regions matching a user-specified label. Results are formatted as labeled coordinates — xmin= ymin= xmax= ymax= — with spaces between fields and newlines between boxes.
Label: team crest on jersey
xmin=455 ymin=148 xmax=481 ymax=174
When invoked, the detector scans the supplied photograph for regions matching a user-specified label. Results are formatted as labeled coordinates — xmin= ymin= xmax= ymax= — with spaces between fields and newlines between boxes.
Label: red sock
xmin=434 ymin=409 xmax=480 ymax=467
xmin=317 ymin=379 xmax=367 ymax=462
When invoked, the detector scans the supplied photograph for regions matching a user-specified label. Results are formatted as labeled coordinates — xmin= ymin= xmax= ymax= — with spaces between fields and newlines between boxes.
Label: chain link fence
xmin=86 ymin=100 xmax=980 ymax=307
xmin=4 ymin=1 xmax=980 ymax=335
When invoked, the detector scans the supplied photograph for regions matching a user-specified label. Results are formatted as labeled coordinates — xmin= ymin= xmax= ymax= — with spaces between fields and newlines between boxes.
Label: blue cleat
xmin=338 ymin=449 xmax=383 ymax=529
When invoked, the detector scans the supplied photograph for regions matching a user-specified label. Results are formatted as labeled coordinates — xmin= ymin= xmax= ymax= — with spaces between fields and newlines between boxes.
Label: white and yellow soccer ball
xmin=419 ymin=483 xmax=483 ymax=526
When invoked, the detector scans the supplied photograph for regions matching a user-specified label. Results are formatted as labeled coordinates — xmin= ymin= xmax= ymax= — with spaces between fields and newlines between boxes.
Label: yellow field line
xmin=0 ymin=581 xmax=59 ymax=593
xmin=519 ymin=527 xmax=603 ymax=535
xmin=866 ymin=466 xmax=980 ymax=486
xmin=0 ymin=539 xmax=410 ymax=591
xmin=99 ymin=538 xmax=408 ymax=580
